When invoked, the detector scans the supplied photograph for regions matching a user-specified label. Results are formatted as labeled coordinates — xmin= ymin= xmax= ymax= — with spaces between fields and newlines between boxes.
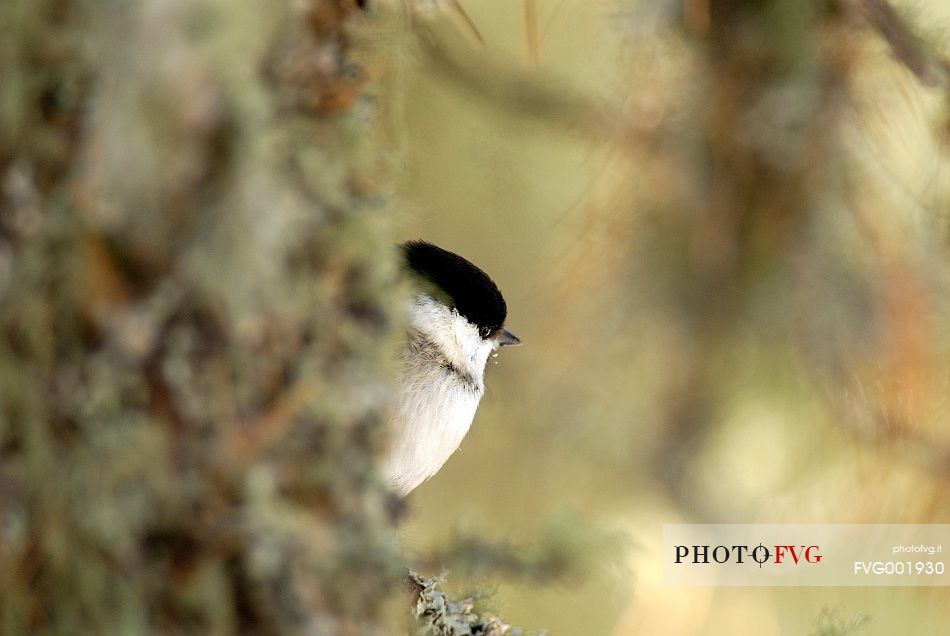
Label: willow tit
xmin=383 ymin=240 xmax=520 ymax=497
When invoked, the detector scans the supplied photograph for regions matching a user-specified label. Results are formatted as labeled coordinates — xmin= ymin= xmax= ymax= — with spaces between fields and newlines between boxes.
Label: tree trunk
xmin=0 ymin=1 xmax=403 ymax=633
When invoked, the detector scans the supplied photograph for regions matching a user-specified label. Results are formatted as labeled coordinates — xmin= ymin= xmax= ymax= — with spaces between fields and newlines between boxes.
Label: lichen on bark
xmin=0 ymin=0 xmax=404 ymax=633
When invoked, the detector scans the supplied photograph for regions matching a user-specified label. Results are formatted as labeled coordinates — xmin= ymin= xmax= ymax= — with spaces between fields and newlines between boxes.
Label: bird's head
xmin=402 ymin=240 xmax=520 ymax=371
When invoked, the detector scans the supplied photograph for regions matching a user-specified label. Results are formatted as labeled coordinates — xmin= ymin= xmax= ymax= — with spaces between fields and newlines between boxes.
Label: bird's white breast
xmin=384 ymin=359 xmax=483 ymax=496
xmin=383 ymin=295 xmax=493 ymax=496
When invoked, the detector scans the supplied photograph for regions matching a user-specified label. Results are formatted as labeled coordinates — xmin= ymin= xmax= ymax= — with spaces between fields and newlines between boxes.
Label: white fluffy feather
xmin=383 ymin=294 xmax=495 ymax=496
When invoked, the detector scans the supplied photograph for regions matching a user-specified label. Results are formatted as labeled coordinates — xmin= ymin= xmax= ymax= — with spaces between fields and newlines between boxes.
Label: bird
xmin=383 ymin=240 xmax=520 ymax=497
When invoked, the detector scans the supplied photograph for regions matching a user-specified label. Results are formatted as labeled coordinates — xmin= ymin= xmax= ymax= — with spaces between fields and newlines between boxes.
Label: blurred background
xmin=390 ymin=1 xmax=950 ymax=634
xmin=4 ymin=0 xmax=950 ymax=633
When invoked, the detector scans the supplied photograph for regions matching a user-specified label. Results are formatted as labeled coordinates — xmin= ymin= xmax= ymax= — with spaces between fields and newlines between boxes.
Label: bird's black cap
xmin=402 ymin=240 xmax=507 ymax=338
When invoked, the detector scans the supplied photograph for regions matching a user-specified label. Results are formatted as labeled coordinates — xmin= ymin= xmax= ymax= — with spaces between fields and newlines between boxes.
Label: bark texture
xmin=0 ymin=1 xmax=403 ymax=633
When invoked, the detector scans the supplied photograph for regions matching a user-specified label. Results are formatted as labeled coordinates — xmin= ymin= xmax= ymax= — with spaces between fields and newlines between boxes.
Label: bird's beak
xmin=494 ymin=327 xmax=521 ymax=347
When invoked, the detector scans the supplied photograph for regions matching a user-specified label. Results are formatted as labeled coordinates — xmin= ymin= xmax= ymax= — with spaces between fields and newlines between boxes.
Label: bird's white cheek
xmin=470 ymin=341 xmax=495 ymax=372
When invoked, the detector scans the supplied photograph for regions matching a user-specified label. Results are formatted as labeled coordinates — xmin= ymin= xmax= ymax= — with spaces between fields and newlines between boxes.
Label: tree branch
xmin=858 ymin=0 xmax=950 ymax=89
xmin=409 ymin=572 xmax=515 ymax=636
